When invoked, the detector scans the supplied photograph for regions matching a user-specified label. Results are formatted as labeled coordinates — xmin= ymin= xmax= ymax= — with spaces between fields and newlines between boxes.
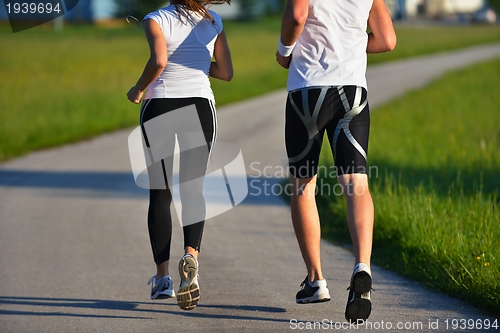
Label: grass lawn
xmin=0 ymin=15 xmax=499 ymax=315
xmin=317 ymin=57 xmax=500 ymax=315
xmin=0 ymin=18 xmax=499 ymax=161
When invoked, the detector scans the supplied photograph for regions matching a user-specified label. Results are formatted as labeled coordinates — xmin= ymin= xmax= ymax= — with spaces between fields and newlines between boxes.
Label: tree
xmin=238 ymin=0 xmax=259 ymax=20
xmin=238 ymin=0 xmax=282 ymax=21
xmin=114 ymin=0 xmax=166 ymax=20
xmin=487 ymin=0 xmax=500 ymax=14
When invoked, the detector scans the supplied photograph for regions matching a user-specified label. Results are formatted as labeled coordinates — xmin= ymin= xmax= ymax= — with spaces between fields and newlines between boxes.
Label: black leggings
xmin=140 ymin=97 xmax=217 ymax=264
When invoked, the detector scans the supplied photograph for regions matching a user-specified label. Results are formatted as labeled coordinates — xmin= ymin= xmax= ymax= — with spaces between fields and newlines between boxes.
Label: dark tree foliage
xmin=114 ymin=0 xmax=167 ymax=20
xmin=238 ymin=0 xmax=259 ymax=20
xmin=238 ymin=0 xmax=282 ymax=20
xmin=487 ymin=0 xmax=500 ymax=14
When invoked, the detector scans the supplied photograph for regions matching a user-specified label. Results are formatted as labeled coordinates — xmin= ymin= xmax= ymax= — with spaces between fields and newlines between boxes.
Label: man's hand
xmin=276 ymin=51 xmax=292 ymax=69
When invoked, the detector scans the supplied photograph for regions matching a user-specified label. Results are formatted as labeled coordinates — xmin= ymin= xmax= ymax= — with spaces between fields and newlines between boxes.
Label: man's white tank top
xmin=143 ymin=5 xmax=223 ymax=101
xmin=287 ymin=0 xmax=373 ymax=91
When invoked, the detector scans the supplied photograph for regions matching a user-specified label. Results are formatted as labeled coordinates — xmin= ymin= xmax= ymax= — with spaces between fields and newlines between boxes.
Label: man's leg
xmin=338 ymin=173 xmax=374 ymax=322
xmin=337 ymin=173 xmax=374 ymax=268
xmin=289 ymin=174 xmax=324 ymax=283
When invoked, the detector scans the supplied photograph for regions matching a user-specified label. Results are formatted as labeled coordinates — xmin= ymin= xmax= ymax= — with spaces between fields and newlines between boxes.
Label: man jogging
xmin=276 ymin=0 xmax=396 ymax=322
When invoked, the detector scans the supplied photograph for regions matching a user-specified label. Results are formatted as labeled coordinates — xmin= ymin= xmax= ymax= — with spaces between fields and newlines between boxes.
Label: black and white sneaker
xmin=296 ymin=276 xmax=331 ymax=304
xmin=177 ymin=253 xmax=200 ymax=311
xmin=148 ymin=275 xmax=175 ymax=300
xmin=345 ymin=263 xmax=372 ymax=323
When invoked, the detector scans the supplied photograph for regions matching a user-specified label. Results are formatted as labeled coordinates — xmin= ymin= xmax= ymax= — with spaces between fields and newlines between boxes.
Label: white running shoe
xmin=148 ymin=275 xmax=175 ymax=300
xmin=177 ymin=253 xmax=200 ymax=311
xmin=296 ymin=276 xmax=331 ymax=304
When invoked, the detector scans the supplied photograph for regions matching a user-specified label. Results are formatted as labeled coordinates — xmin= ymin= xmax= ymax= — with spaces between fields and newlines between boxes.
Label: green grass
xmin=367 ymin=24 xmax=500 ymax=64
xmin=0 ymin=26 xmax=147 ymax=161
xmin=1 ymin=18 xmax=500 ymax=161
xmin=1 ymin=16 xmax=499 ymax=315
xmin=317 ymin=58 xmax=500 ymax=315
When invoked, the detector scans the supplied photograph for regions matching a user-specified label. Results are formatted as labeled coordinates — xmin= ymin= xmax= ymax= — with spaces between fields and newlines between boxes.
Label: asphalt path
xmin=1 ymin=43 xmax=500 ymax=333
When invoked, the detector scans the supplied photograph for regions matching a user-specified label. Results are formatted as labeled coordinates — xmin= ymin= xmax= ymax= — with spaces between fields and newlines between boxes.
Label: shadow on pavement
xmin=0 ymin=169 xmax=288 ymax=206
xmin=0 ymin=296 xmax=289 ymax=322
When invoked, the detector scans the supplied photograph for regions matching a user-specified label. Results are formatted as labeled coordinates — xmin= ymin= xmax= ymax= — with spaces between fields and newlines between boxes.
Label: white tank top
xmin=287 ymin=0 xmax=373 ymax=91
xmin=143 ymin=5 xmax=223 ymax=101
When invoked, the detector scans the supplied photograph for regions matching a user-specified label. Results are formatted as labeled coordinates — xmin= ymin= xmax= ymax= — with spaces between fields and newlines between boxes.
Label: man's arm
xmin=276 ymin=0 xmax=308 ymax=69
xmin=367 ymin=0 xmax=397 ymax=53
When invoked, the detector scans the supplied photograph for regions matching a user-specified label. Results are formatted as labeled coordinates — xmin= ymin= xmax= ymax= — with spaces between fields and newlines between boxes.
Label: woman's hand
xmin=127 ymin=86 xmax=144 ymax=104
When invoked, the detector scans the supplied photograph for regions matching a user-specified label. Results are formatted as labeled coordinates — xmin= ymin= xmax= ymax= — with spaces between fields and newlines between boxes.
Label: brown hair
xmin=174 ymin=0 xmax=231 ymax=24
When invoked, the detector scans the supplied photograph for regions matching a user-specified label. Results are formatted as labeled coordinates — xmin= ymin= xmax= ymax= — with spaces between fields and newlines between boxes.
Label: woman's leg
xmin=148 ymin=187 xmax=173 ymax=277
xmin=140 ymin=98 xmax=178 ymax=278
xmin=177 ymin=98 xmax=216 ymax=257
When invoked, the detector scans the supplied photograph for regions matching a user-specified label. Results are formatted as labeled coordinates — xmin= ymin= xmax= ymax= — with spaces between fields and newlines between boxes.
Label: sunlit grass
xmin=0 ymin=19 xmax=499 ymax=161
xmin=1 ymin=16 xmax=499 ymax=315
xmin=368 ymin=24 xmax=500 ymax=64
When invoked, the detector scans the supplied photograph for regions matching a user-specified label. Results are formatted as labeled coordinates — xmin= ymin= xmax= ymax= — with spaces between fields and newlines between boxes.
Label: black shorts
xmin=285 ymin=85 xmax=370 ymax=179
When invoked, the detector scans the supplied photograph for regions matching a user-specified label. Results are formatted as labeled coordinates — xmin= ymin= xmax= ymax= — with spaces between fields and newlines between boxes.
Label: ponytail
xmin=174 ymin=0 xmax=231 ymax=24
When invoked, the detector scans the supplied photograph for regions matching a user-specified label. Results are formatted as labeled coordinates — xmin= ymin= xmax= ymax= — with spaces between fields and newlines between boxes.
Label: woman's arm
xmin=276 ymin=0 xmax=309 ymax=69
xmin=209 ymin=30 xmax=233 ymax=82
xmin=367 ymin=0 xmax=397 ymax=53
xmin=127 ymin=19 xmax=168 ymax=104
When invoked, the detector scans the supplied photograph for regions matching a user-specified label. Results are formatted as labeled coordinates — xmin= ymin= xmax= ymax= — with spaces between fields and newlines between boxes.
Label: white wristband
xmin=278 ymin=38 xmax=295 ymax=57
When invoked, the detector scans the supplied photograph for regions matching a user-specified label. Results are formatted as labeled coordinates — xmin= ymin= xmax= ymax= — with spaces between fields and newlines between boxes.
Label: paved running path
xmin=1 ymin=44 xmax=499 ymax=333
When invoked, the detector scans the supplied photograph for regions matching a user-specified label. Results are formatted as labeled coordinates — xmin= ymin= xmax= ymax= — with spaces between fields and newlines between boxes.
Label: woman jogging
xmin=127 ymin=0 xmax=233 ymax=311
xmin=276 ymin=0 xmax=396 ymax=322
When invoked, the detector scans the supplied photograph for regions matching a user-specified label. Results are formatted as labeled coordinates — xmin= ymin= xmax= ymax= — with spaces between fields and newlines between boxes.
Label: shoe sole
xmin=177 ymin=282 xmax=200 ymax=311
xmin=345 ymin=271 xmax=372 ymax=322
xmin=151 ymin=290 xmax=175 ymax=300
xmin=296 ymin=291 xmax=331 ymax=304
xmin=296 ymin=296 xmax=331 ymax=304
xmin=177 ymin=255 xmax=199 ymax=311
